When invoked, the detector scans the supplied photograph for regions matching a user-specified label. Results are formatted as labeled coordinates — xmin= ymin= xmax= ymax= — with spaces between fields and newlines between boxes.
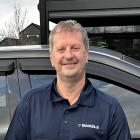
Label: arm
xmin=4 ymin=98 xmax=28 ymax=140
xmin=108 ymin=101 xmax=132 ymax=140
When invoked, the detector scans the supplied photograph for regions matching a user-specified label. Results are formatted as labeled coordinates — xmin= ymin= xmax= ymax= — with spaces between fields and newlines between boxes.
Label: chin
xmin=62 ymin=72 xmax=77 ymax=77
xmin=64 ymin=72 xmax=82 ymax=79
xmin=64 ymin=74 xmax=77 ymax=78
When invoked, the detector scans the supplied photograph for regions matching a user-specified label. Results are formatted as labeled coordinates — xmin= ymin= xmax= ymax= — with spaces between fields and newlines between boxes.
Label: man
xmin=5 ymin=20 xmax=131 ymax=140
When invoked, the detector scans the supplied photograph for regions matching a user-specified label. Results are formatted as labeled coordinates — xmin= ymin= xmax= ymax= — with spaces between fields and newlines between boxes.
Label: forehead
xmin=53 ymin=30 xmax=83 ymax=41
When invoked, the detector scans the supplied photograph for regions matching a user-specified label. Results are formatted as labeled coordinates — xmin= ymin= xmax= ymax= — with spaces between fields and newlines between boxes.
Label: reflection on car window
xmin=0 ymin=74 xmax=10 ymax=137
xmin=89 ymin=78 xmax=140 ymax=135
xmin=29 ymin=75 xmax=55 ymax=89
xmin=0 ymin=76 xmax=6 ymax=107
xmin=28 ymin=75 xmax=140 ymax=136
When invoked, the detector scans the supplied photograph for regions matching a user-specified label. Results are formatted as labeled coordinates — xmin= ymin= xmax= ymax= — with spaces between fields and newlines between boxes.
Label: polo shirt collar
xmin=49 ymin=78 xmax=64 ymax=102
xmin=78 ymin=79 xmax=96 ymax=107
xmin=49 ymin=78 xmax=96 ymax=107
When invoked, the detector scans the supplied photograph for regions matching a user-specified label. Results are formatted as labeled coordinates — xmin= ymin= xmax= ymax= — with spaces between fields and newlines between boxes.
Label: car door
xmin=2 ymin=54 xmax=140 ymax=140
xmin=0 ymin=59 xmax=20 ymax=140
xmin=17 ymin=56 xmax=140 ymax=139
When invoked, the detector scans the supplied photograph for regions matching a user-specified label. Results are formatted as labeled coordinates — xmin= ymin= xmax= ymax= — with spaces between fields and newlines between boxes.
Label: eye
xmin=57 ymin=48 xmax=65 ymax=53
xmin=72 ymin=46 xmax=80 ymax=51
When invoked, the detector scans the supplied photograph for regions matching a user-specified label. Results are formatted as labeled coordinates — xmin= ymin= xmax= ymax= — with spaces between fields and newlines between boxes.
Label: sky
xmin=0 ymin=0 xmax=56 ymax=40
xmin=0 ymin=0 xmax=40 ymax=27
xmin=0 ymin=0 xmax=39 ymax=39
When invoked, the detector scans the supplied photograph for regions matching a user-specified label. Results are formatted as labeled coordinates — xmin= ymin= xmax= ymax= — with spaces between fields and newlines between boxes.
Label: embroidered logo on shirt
xmin=78 ymin=123 xmax=99 ymax=129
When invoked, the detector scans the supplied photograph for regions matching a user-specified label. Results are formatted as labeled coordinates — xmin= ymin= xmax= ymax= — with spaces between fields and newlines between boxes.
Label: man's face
xmin=50 ymin=30 xmax=88 ymax=80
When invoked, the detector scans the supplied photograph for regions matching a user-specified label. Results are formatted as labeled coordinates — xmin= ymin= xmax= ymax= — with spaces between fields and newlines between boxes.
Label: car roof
xmin=0 ymin=45 xmax=140 ymax=75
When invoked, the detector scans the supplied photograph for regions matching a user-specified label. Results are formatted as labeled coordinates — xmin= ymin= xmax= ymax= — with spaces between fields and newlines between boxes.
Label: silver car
xmin=0 ymin=45 xmax=140 ymax=140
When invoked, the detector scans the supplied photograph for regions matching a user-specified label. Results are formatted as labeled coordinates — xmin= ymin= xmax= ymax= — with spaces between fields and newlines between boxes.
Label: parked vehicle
xmin=0 ymin=45 xmax=140 ymax=140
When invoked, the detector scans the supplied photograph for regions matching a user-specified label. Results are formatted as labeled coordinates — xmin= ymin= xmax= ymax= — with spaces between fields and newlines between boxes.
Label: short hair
xmin=49 ymin=20 xmax=89 ymax=52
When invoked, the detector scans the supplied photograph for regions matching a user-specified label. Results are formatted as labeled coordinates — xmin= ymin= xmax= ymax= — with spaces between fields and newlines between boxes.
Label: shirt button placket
xmin=64 ymin=120 xmax=68 ymax=124
xmin=60 ymin=109 xmax=70 ymax=138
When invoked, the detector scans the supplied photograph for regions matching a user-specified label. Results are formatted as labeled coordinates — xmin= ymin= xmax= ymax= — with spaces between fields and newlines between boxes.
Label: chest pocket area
xmin=72 ymin=125 xmax=106 ymax=140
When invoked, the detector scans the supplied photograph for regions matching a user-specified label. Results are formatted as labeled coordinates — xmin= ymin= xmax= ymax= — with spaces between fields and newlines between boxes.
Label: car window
xmin=0 ymin=73 xmax=10 ymax=139
xmin=89 ymin=78 xmax=140 ymax=137
xmin=29 ymin=74 xmax=55 ymax=88
xmin=14 ymin=68 xmax=140 ymax=139
xmin=29 ymin=73 xmax=140 ymax=135
xmin=0 ymin=75 xmax=6 ymax=107
xmin=28 ymin=74 xmax=140 ymax=136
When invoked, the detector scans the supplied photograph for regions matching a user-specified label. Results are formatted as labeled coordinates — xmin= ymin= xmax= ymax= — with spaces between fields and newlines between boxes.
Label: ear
xmin=86 ymin=58 xmax=88 ymax=63
xmin=86 ymin=51 xmax=88 ymax=63
xmin=50 ymin=53 xmax=55 ymax=67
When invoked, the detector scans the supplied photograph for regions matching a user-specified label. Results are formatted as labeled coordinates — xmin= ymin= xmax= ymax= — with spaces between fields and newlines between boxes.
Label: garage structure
xmin=38 ymin=0 xmax=140 ymax=60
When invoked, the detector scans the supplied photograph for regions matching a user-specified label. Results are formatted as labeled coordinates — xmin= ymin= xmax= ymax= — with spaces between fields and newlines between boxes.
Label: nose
xmin=64 ymin=48 xmax=73 ymax=59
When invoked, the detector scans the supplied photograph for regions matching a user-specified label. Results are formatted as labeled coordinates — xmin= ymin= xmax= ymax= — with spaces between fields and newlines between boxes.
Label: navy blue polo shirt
xmin=5 ymin=79 xmax=131 ymax=140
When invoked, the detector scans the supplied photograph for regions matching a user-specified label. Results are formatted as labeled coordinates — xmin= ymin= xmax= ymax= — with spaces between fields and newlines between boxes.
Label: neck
xmin=56 ymin=75 xmax=86 ymax=105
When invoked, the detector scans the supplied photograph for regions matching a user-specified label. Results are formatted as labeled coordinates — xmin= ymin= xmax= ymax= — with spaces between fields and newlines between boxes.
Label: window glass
xmin=29 ymin=74 xmax=140 ymax=134
xmin=89 ymin=78 xmax=140 ymax=135
xmin=0 ymin=76 xmax=6 ymax=107
xmin=24 ymin=73 xmax=140 ymax=137
xmin=0 ymin=74 xmax=10 ymax=138
xmin=30 ymin=75 xmax=55 ymax=89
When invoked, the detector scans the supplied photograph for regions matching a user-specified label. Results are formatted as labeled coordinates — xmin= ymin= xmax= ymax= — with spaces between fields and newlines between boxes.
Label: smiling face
xmin=50 ymin=30 xmax=88 ymax=81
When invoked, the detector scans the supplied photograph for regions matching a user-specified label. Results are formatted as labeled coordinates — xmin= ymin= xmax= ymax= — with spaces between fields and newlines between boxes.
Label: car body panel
xmin=0 ymin=45 xmax=140 ymax=139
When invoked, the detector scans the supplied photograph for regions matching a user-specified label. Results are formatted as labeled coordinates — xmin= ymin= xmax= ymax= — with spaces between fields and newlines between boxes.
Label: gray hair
xmin=49 ymin=20 xmax=89 ymax=52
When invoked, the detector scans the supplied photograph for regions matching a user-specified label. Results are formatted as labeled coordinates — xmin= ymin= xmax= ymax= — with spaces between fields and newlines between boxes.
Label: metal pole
xmin=39 ymin=0 xmax=49 ymax=45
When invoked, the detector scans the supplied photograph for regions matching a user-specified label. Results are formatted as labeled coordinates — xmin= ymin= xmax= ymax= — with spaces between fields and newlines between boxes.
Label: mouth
xmin=63 ymin=62 xmax=77 ymax=65
xmin=62 ymin=63 xmax=78 ymax=69
xmin=61 ymin=59 xmax=78 ymax=66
